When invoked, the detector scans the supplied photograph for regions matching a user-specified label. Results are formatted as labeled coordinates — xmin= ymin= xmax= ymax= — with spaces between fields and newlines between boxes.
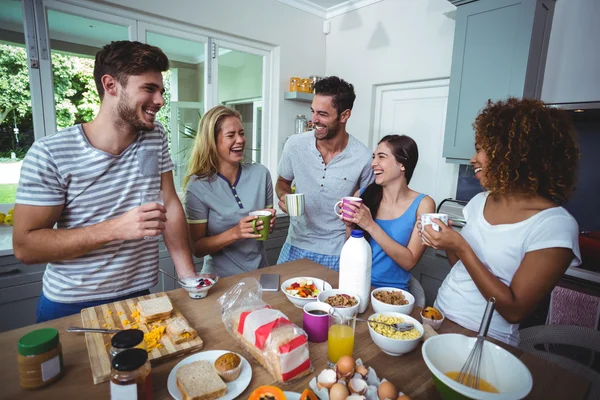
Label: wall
xmin=97 ymin=0 xmax=326 ymax=174
xmin=542 ymin=0 xmax=600 ymax=103
xmin=218 ymin=55 xmax=263 ymax=104
xmin=325 ymin=0 xmax=456 ymax=147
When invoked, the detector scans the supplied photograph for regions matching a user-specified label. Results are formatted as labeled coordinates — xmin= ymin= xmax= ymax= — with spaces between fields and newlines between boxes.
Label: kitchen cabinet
xmin=443 ymin=0 xmax=556 ymax=163
xmin=0 ymin=217 xmax=290 ymax=332
xmin=411 ymin=248 xmax=453 ymax=306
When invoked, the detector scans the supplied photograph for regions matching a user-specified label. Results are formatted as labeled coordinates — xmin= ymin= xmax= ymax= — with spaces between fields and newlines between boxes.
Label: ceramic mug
xmin=285 ymin=193 xmax=305 ymax=216
xmin=303 ymin=302 xmax=332 ymax=343
xmin=334 ymin=196 xmax=363 ymax=219
xmin=420 ymin=213 xmax=449 ymax=234
xmin=249 ymin=210 xmax=272 ymax=241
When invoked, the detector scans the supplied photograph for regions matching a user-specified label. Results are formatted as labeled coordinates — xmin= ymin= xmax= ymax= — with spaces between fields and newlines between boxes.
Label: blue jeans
xmin=36 ymin=289 xmax=151 ymax=323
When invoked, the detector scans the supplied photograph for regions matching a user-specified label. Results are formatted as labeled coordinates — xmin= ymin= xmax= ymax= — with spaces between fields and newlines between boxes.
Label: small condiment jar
xmin=110 ymin=329 xmax=146 ymax=360
xmin=17 ymin=327 xmax=64 ymax=389
xmin=110 ymin=348 xmax=152 ymax=400
xmin=289 ymin=77 xmax=301 ymax=92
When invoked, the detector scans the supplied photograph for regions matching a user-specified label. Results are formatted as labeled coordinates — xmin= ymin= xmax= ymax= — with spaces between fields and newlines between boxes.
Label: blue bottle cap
xmin=351 ymin=229 xmax=364 ymax=238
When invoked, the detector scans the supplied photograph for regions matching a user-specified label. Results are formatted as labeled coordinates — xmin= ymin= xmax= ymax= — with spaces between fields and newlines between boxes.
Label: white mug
xmin=420 ymin=213 xmax=449 ymax=233
xmin=285 ymin=193 xmax=305 ymax=216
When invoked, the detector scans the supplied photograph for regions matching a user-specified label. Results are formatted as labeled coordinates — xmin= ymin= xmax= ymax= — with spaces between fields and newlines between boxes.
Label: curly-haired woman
xmin=421 ymin=98 xmax=581 ymax=346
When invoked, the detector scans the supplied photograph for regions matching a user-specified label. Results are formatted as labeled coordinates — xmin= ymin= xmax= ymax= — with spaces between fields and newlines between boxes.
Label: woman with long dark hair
xmin=342 ymin=134 xmax=435 ymax=290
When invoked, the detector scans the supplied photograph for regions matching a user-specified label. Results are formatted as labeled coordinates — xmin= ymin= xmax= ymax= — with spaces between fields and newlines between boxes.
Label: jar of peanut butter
xmin=17 ymin=328 xmax=64 ymax=389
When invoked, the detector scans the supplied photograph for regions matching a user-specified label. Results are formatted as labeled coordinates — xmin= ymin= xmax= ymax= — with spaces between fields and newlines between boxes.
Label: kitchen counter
xmin=0 ymin=225 xmax=13 ymax=256
xmin=0 ymin=260 xmax=590 ymax=399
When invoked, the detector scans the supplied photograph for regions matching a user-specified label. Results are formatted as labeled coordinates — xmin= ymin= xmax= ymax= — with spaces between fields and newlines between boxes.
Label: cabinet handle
xmin=0 ymin=268 xmax=20 ymax=276
xmin=435 ymin=253 xmax=448 ymax=260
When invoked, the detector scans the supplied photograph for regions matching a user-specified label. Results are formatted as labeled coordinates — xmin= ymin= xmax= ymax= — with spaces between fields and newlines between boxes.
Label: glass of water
xmin=140 ymin=189 xmax=164 ymax=241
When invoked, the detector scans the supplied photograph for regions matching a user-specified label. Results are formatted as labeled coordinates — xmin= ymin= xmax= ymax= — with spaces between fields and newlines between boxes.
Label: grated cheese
xmin=144 ymin=325 xmax=166 ymax=351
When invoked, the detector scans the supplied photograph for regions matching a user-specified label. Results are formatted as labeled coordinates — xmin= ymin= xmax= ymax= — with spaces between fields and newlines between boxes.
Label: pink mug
xmin=333 ymin=196 xmax=363 ymax=219
xmin=303 ymin=302 xmax=332 ymax=343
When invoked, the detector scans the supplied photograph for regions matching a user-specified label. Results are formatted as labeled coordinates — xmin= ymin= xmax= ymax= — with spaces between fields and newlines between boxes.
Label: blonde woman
xmin=184 ymin=106 xmax=276 ymax=277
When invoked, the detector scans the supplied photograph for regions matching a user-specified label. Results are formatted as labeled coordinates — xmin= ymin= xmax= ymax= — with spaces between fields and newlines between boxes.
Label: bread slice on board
xmin=167 ymin=317 xmax=198 ymax=344
xmin=138 ymin=296 xmax=173 ymax=323
xmin=176 ymin=360 xmax=227 ymax=400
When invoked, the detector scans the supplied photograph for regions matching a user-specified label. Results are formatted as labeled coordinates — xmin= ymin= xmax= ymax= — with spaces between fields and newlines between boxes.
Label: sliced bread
xmin=167 ymin=317 xmax=198 ymax=344
xmin=176 ymin=360 xmax=227 ymax=400
xmin=138 ymin=296 xmax=173 ymax=323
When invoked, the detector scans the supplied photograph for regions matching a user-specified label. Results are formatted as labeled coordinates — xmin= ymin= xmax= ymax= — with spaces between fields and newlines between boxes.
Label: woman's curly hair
xmin=474 ymin=97 xmax=580 ymax=205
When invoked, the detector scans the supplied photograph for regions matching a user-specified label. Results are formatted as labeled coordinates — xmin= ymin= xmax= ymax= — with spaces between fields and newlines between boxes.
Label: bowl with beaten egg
xmin=421 ymin=333 xmax=532 ymax=399
xmin=371 ymin=287 xmax=415 ymax=315
xmin=367 ymin=312 xmax=424 ymax=356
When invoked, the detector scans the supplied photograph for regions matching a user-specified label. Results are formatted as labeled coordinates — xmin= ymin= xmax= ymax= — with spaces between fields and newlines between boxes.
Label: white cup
xmin=420 ymin=213 xmax=449 ymax=233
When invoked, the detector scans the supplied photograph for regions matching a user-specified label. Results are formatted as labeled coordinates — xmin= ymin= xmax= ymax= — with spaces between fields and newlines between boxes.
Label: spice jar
xmin=295 ymin=115 xmax=307 ymax=134
xmin=289 ymin=77 xmax=301 ymax=92
xmin=110 ymin=329 xmax=146 ymax=360
xmin=17 ymin=327 xmax=64 ymax=389
xmin=110 ymin=348 xmax=152 ymax=400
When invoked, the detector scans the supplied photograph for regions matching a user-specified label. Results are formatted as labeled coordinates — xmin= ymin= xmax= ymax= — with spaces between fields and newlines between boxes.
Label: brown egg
xmin=397 ymin=394 xmax=412 ymax=400
xmin=329 ymin=382 xmax=350 ymax=400
xmin=335 ymin=355 xmax=356 ymax=379
xmin=378 ymin=381 xmax=397 ymax=400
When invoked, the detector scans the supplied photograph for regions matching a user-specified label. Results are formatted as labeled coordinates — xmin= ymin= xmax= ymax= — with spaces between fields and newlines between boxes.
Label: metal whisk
xmin=456 ymin=297 xmax=496 ymax=390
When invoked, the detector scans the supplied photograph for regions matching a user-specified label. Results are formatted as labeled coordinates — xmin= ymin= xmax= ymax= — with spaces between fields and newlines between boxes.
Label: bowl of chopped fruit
xmin=370 ymin=287 xmax=415 ymax=315
xmin=178 ymin=273 xmax=219 ymax=299
xmin=281 ymin=277 xmax=332 ymax=308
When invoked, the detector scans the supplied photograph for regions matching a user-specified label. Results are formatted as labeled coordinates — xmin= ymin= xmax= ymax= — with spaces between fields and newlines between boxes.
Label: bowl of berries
xmin=178 ymin=273 xmax=219 ymax=299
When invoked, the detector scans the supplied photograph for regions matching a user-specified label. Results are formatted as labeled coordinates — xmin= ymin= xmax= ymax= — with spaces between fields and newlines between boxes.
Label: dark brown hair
xmin=314 ymin=76 xmax=356 ymax=116
xmin=474 ymin=97 xmax=580 ymax=204
xmin=93 ymin=41 xmax=169 ymax=99
xmin=361 ymin=135 xmax=419 ymax=222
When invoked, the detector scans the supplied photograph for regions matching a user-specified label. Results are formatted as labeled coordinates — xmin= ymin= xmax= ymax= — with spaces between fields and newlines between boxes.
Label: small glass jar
xmin=110 ymin=329 xmax=146 ymax=360
xmin=301 ymin=78 xmax=313 ymax=93
xmin=110 ymin=348 xmax=152 ymax=400
xmin=289 ymin=77 xmax=301 ymax=92
xmin=295 ymin=114 xmax=307 ymax=134
xmin=17 ymin=328 xmax=64 ymax=389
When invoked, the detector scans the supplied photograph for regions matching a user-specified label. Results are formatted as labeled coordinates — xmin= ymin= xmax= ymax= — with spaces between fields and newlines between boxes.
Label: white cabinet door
xmin=373 ymin=79 xmax=459 ymax=207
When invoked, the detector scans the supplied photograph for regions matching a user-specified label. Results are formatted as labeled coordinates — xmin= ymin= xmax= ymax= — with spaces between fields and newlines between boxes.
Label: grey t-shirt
xmin=184 ymin=163 xmax=273 ymax=277
xmin=278 ymin=131 xmax=374 ymax=255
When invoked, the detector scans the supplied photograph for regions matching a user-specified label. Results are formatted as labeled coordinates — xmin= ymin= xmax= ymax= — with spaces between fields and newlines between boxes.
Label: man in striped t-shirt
xmin=12 ymin=41 xmax=196 ymax=322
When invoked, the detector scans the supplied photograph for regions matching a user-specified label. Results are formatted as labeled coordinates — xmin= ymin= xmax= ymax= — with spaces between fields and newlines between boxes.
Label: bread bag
xmin=218 ymin=278 xmax=312 ymax=383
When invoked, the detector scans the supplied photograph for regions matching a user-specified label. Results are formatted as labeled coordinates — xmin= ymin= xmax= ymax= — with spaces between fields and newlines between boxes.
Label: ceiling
xmin=275 ymin=0 xmax=383 ymax=19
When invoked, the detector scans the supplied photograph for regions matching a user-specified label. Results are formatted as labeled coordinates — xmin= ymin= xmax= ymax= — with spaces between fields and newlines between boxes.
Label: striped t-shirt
xmin=16 ymin=122 xmax=174 ymax=303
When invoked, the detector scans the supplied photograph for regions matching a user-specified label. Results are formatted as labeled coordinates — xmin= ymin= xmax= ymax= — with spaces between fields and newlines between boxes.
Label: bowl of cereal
xmin=368 ymin=312 xmax=424 ymax=356
xmin=317 ymin=289 xmax=360 ymax=319
xmin=371 ymin=287 xmax=415 ymax=315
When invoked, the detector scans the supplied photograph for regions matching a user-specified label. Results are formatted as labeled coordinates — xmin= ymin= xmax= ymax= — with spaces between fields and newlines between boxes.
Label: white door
xmin=372 ymin=79 xmax=459 ymax=207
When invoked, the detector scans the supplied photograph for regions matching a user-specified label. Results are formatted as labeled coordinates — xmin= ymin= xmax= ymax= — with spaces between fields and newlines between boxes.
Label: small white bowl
xmin=317 ymin=289 xmax=360 ymax=319
xmin=179 ymin=274 xmax=219 ymax=299
xmin=367 ymin=311 xmax=424 ymax=356
xmin=422 ymin=333 xmax=533 ymax=399
xmin=281 ymin=277 xmax=333 ymax=308
xmin=371 ymin=287 xmax=415 ymax=315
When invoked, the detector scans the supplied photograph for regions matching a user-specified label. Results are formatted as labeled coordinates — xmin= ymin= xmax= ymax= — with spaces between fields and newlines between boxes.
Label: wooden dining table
xmin=0 ymin=260 xmax=590 ymax=399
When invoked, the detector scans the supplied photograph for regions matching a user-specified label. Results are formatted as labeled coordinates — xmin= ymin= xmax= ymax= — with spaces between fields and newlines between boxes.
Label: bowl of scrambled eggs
xmin=367 ymin=312 xmax=423 ymax=356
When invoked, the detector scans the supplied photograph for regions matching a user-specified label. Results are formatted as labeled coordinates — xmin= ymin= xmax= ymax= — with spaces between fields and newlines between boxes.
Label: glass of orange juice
xmin=327 ymin=311 xmax=355 ymax=367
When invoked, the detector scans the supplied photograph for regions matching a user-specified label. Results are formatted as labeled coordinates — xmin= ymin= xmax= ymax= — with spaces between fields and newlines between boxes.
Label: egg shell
xmin=355 ymin=364 xmax=369 ymax=378
xmin=347 ymin=395 xmax=366 ymax=400
xmin=348 ymin=377 xmax=368 ymax=395
xmin=377 ymin=381 xmax=397 ymax=400
xmin=316 ymin=369 xmax=337 ymax=390
xmin=329 ymin=382 xmax=350 ymax=400
xmin=397 ymin=395 xmax=412 ymax=400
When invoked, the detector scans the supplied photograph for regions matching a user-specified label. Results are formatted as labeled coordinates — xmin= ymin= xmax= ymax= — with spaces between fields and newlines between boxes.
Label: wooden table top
xmin=0 ymin=260 xmax=590 ymax=399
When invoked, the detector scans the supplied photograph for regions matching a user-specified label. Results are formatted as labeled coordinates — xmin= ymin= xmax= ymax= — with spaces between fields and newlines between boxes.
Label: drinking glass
xmin=327 ymin=310 xmax=356 ymax=367
xmin=140 ymin=189 xmax=164 ymax=241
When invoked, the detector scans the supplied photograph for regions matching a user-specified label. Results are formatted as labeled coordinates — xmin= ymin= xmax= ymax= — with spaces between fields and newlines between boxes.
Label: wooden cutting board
xmin=81 ymin=292 xmax=204 ymax=384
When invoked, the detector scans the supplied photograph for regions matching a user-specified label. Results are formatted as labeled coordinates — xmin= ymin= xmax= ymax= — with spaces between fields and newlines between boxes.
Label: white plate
xmin=284 ymin=392 xmax=301 ymax=400
xmin=167 ymin=350 xmax=252 ymax=400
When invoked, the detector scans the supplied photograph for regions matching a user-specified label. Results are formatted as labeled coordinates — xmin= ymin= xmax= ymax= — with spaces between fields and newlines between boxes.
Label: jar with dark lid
xmin=110 ymin=329 xmax=146 ymax=359
xmin=110 ymin=348 xmax=152 ymax=400
xmin=17 ymin=327 xmax=64 ymax=389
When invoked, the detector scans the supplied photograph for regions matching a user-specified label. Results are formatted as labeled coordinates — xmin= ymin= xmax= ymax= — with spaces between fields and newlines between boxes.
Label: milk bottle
xmin=338 ymin=229 xmax=372 ymax=314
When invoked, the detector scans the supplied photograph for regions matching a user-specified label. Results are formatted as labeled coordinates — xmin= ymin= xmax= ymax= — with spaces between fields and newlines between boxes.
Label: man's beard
xmin=315 ymin=117 xmax=341 ymax=141
xmin=116 ymin=91 xmax=154 ymax=132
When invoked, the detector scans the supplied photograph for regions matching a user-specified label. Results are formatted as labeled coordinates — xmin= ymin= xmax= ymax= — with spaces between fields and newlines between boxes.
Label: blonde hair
xmin=184 ymin=105 xmax=242 ymax=188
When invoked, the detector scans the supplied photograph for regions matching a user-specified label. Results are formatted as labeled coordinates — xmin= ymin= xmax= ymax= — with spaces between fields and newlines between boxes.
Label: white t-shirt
xmin=435 ymin=192 xmax=581 ymax=346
